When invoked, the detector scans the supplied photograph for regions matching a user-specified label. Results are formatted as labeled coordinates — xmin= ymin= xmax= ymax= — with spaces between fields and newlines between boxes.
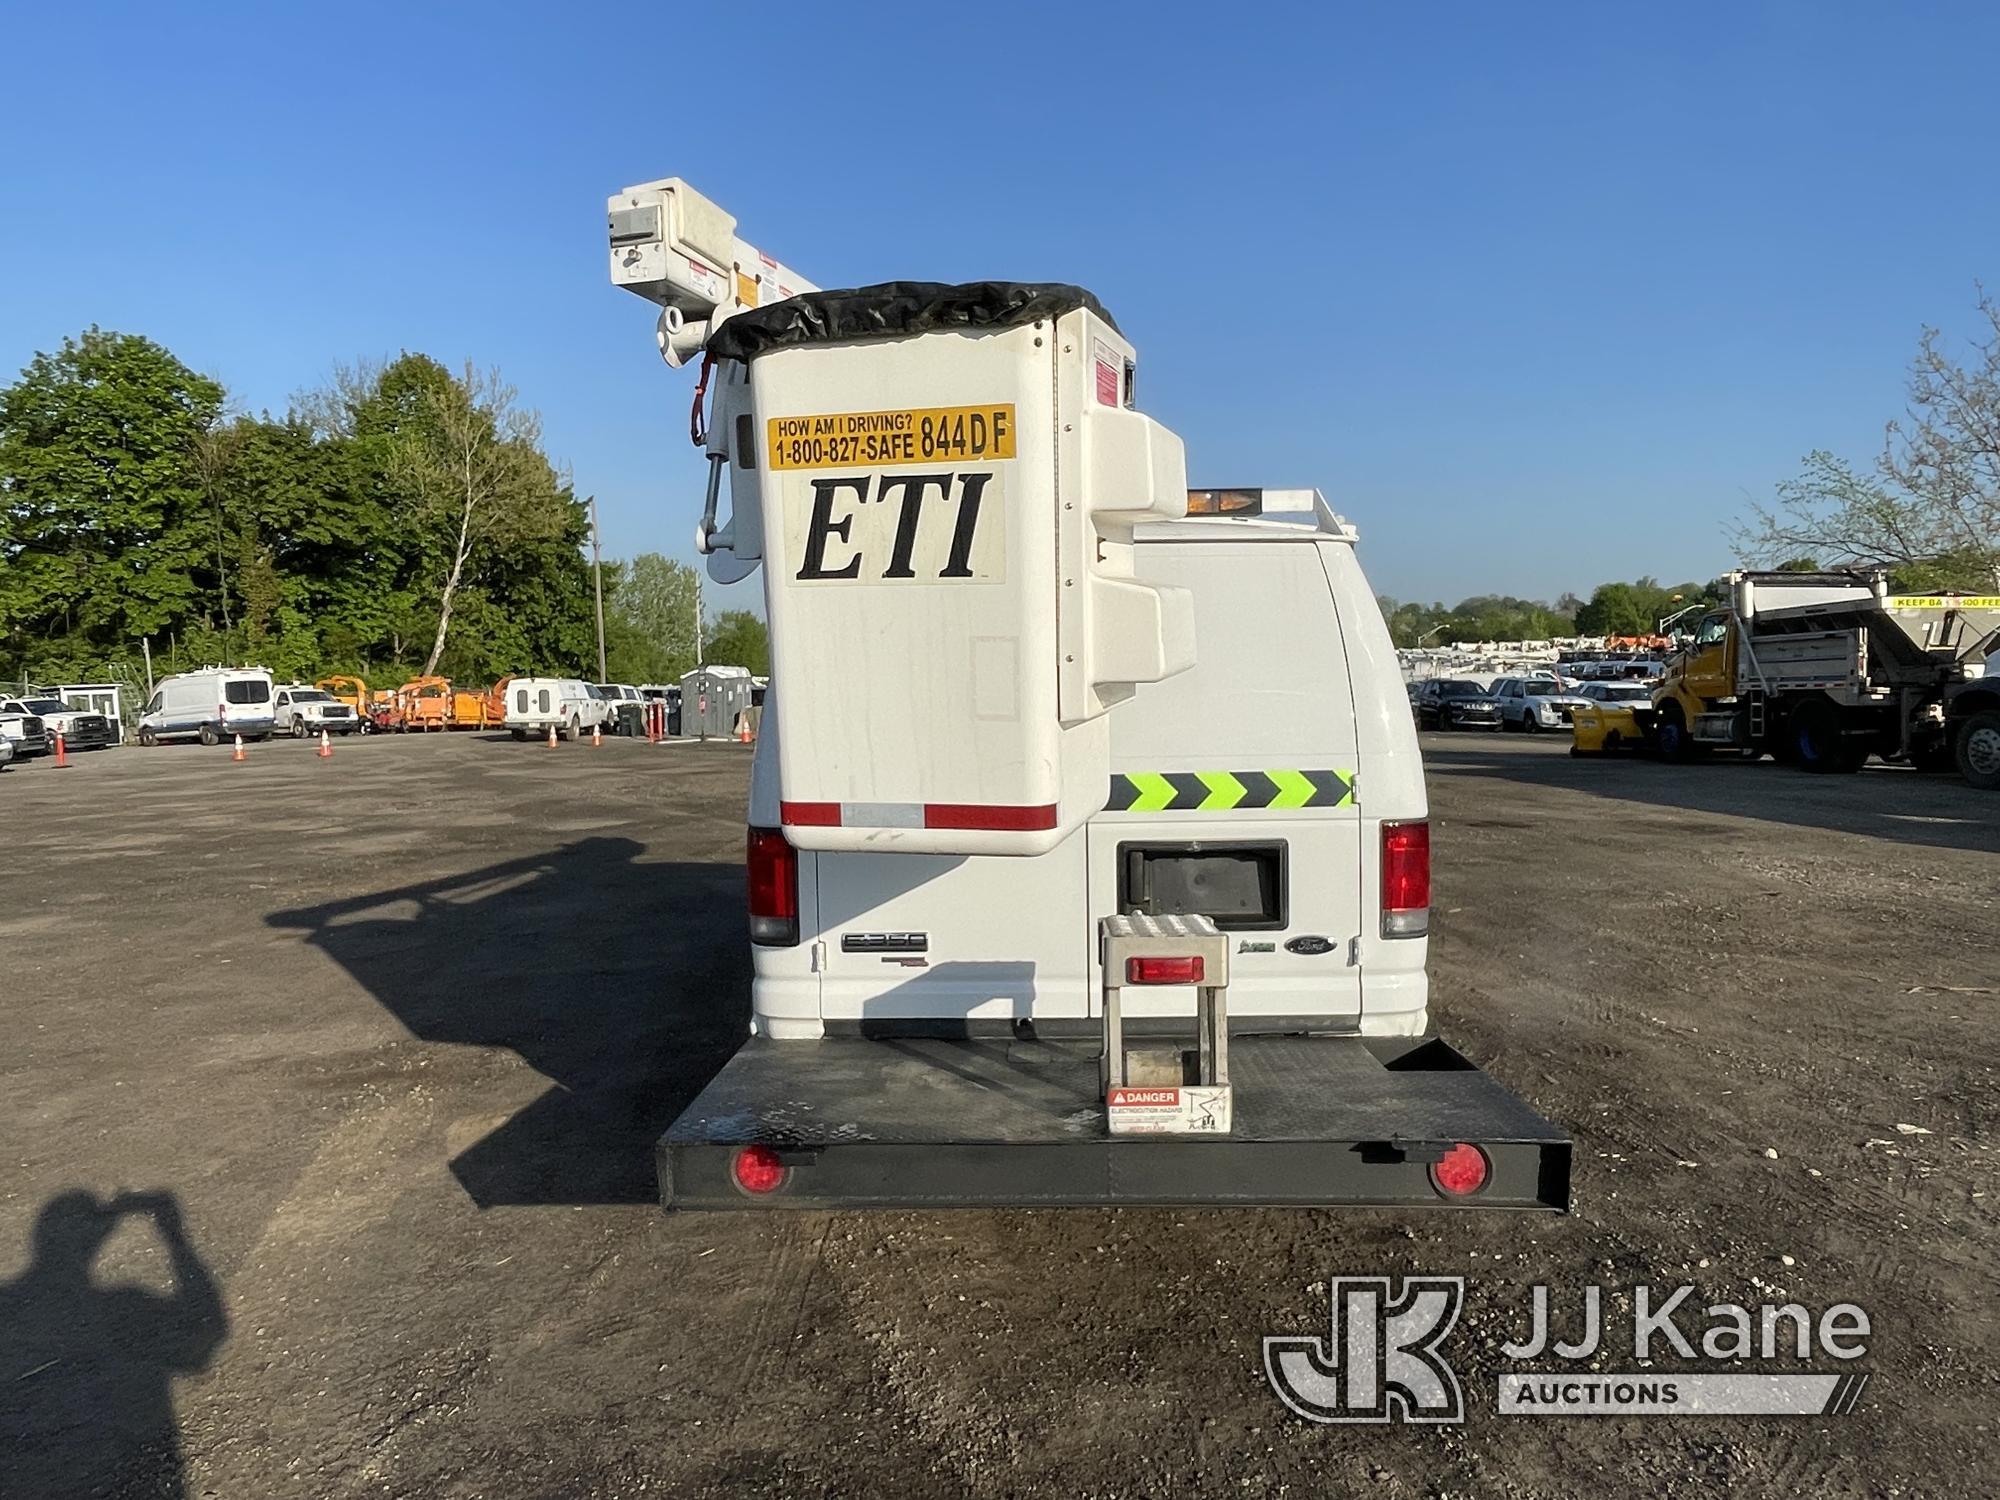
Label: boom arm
xmin=607 ymin=178 xmax=817 ymax=367
xmin=608 ymin=179 xmax=819 ymax=579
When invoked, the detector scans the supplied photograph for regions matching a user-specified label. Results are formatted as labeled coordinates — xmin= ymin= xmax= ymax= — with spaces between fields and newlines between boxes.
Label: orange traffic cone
xmin=734 ymin=712 xmax=754 ymax=745
xmin=546 ymin=723 xmax=558 ymax=748
xmin=317 ymin=729 xmax=333 ymax=758
xmin=591 ymin=722 xmax=602 ymax=748
xmin=232 ymin=734 xmax=247 ymax=762
xmin=52 ymin=731 xmax=68 ymax=768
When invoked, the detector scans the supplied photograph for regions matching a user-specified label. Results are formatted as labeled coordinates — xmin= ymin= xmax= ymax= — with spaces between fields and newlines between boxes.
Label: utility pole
xmin=141 ymin=637 xmax=154 ymax=696
xmin=589 ymin=496 xmax=608 ymax=683
xmin=694 ymin=573 xmax=705 ymax=669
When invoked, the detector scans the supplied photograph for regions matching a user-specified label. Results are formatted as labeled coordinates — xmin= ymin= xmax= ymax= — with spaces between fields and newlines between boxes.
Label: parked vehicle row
xmin=1408 ymin=674 xmax=1600 ymax=733
xmin=100 ymin=665 xmax=734 ymax=751
xmin=1 ymin=700 xmax=115 ymax=756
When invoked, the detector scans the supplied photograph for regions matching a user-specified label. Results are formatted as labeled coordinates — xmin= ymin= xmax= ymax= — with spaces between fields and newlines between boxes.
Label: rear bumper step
xmin=660 ymin=1034 xmax=1570 ymax=1210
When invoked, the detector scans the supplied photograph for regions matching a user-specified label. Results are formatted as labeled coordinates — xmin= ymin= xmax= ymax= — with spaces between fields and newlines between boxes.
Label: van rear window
xmin=225 ymin=681 xmax=271 ymax=704
xmin=1118 ymin=841 xmax=1288 ymax=931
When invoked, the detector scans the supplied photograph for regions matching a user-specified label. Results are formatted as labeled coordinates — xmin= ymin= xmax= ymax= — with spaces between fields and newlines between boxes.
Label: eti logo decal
xmin=1263 ymin=1277 xmax=1465 ymax=1424
xmin=786 ymin=470 xmax=1005 ymax=585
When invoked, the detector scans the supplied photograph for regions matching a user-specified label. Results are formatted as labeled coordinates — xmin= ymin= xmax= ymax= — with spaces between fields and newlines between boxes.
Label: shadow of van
xmin=266 ymin=837 xmax=750 ymax=1206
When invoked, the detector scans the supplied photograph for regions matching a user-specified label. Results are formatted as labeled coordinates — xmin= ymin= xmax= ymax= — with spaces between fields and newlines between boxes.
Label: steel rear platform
xmin=660 ymin=1034 xmax=1571 ymax=1210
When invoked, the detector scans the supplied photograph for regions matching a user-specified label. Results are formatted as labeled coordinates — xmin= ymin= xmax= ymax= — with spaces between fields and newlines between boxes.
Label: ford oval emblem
xmin=1285 ymin=935 xmax=1335 ymax=956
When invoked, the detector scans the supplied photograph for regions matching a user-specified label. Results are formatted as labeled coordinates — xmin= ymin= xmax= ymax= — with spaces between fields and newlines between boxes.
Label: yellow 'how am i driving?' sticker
xmin=767 ymin=405 xmax=1016 ymax=471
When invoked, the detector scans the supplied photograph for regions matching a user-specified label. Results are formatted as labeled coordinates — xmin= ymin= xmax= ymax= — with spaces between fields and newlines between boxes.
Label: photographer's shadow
xmin=0 ymin=1189 xmax=226 ymax=1500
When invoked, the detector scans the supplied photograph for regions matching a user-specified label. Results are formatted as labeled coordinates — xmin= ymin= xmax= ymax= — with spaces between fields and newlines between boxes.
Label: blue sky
xmin=4 ymin=1 xmax=1996 ymax=609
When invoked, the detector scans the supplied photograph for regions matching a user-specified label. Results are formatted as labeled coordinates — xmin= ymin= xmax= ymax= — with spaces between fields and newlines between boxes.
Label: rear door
xmin=813 ymin=842 xmax=1090 ymax=1026
xmin=1088 ymin=535 xmax=1364 ymax=1026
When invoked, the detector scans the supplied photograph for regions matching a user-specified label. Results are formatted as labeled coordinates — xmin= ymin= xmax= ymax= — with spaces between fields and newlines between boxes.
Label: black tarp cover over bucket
xmin=704 ymin=281 xmax=1118 ymax=362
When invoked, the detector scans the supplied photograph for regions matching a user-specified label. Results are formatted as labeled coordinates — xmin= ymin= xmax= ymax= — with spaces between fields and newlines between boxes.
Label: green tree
xmin=1736 ymin=292 xmax=2000 ymax=591
xmin=1574 ymin=581 xmax=1650 ymax=636
xmin=704 ymin=609 xmax=770 ymax=674
xmin=606 ymin=553 xmax=702 ymax=683
xmin=2 ymin=334 xmax=601 ymax=690
xmin=0 ymin=329 xmax=224 ymax=678
xmin=385 ymin=362 xmax=574 ymax=676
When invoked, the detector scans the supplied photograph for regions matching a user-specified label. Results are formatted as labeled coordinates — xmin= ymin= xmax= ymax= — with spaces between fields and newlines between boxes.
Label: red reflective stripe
xmin=924 ymin=803 xmax=1059 ymax=831
xmin=780 ymin=801 xmax=840 ymax=826
xmin=782 ymin=801 xmax=1058 ymax=831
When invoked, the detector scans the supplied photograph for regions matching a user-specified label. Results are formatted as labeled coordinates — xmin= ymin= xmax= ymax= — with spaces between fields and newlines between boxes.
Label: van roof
xmin=1133 ymin=490 xmax=1358 ymax=545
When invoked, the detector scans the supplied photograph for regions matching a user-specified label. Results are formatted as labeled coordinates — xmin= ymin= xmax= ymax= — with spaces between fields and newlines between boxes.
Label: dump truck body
xmin=1652 ymin=572 xmax=2000 ymax=781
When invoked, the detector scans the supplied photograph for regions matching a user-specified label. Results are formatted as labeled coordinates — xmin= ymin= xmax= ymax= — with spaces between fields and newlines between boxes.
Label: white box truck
xmin=608 ymin=179 xmax=1569 ymax=1210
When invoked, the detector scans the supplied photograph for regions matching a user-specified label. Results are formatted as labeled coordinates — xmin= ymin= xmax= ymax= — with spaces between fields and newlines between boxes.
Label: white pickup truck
xmin=272 ymin=685 xmax=362 ymax=737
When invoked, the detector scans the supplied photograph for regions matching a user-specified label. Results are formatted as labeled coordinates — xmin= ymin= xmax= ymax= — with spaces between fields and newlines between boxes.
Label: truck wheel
xmin=292 ymin=719 xmax=309 ymax=738
xmin=138 ymin=728 xmax=157 ymax=748
xmin=1520 ymin=712 xmax=1539 ymax=734
xmin=1655 ymin=702 xmax=1695 ymax=761
xmin=1792 ymin=699 xmax=1865 ymax=773
xmin=1955 ymin=710 xmax=2000 ymax=790
xmin=198 ymin=724 xmax=219 ymax=747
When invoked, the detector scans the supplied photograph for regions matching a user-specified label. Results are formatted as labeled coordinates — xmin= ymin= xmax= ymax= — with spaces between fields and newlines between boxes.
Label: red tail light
xmin=1381 ymin=819 xmax=1430 ymax=937
xmin=731 ymin=1144 xmax=787 ymax=1195
xmin=746 ymin=827 xmax=799 ymax=946
xmin=1430 ymin=1142 xmax=1490 ymax=1197
xmin=1125 ymin=955 xmax=1205 ymax=985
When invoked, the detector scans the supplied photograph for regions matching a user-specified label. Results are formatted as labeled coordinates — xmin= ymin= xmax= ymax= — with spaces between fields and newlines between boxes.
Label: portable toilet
xmin=679 ymin=665 xmax=754 ymax=738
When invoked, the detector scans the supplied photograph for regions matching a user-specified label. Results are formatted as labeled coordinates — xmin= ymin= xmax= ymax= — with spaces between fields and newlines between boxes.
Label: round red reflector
xmin=1431 ymin=1143 xmax=1490 ymax=1197
xmin=731 ymin=1144 xmax=787 ymax=1195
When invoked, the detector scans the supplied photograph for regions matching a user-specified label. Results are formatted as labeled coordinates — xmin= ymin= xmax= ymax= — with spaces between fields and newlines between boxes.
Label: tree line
xmin=1376 ymin=578 xmax=1726 ymax=649
xmin=0 ymin=329 xmax=767 ymax=690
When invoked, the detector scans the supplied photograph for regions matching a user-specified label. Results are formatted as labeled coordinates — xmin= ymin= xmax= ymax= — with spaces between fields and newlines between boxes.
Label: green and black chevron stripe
xmin=1105 ymin=769 xmax=1357 ymax=813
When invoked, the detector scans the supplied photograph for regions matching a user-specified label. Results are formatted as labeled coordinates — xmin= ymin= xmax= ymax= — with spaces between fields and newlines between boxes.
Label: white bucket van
xmin=504 ymin=678 xmax=614 ymax=741
xmin=136 ymin=668 xmax=277 ymax=746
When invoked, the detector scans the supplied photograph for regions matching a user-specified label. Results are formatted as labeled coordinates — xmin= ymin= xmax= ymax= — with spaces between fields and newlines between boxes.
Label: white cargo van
xmin=136 ymin=668 xmax=277 ymax=746
xmin=745 ymin=493 xmax=1426 ymax=1040
xmin=504 ymin=678 xmax=614 ymax=741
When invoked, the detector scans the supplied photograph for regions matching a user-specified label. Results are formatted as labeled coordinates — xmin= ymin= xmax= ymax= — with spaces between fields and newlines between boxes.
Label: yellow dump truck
xmin=1642 ymin=570 xmax=2000 ymax=785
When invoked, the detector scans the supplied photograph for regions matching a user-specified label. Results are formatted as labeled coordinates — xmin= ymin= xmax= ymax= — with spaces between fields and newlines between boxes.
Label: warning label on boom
xmin=768 ymin=405 xmax=1016 ymax=471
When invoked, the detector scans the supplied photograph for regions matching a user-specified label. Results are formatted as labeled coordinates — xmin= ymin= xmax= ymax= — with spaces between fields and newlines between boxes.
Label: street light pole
xmin=589 ymin=496 xmax=608 ymax=683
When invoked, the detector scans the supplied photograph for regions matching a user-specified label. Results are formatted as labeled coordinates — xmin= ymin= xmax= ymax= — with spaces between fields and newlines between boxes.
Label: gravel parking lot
xmin=1 ymin=733 xmax=1994 ymax=1498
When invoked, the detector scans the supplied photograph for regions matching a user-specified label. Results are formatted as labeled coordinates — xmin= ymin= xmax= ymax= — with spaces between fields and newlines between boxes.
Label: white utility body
xmin=608 ymin=178 xmax=1568 ymax=1210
